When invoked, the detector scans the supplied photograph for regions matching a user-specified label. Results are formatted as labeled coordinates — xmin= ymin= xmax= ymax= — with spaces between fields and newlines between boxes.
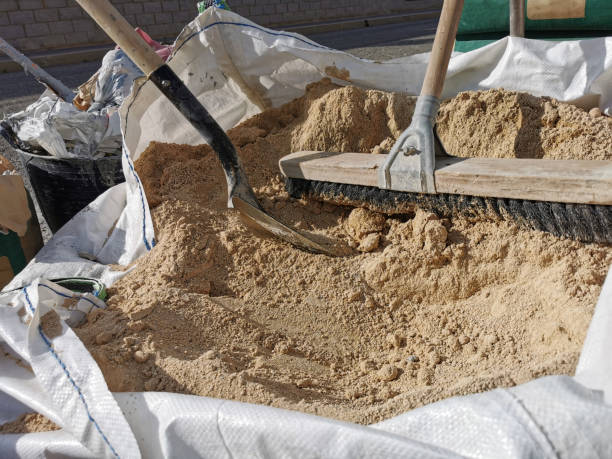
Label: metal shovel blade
xmin=232 ymin=196 xmax=348 ymax=256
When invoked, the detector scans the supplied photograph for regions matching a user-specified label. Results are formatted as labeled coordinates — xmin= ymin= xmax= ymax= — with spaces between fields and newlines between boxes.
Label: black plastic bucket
xmin=15 ymin=149 xmax=125 ymax=233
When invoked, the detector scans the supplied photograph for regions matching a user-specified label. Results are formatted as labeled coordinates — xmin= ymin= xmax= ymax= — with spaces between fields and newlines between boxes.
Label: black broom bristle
xmin=285 ymin=177 xmax=612 ymax=244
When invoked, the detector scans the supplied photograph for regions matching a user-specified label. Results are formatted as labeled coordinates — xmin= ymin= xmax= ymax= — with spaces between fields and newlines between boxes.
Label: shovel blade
xmin=232 ymin=196 xmax=349 ymax=257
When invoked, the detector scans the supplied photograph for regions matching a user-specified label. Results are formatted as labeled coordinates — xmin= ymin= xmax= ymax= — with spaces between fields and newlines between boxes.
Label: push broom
xmin=279 ymin=0 xmax=612 ymax=243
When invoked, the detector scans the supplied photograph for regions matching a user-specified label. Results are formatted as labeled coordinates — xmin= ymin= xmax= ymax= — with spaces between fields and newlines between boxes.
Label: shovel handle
xmin=74 ymin=0 xmax=164 ymax=76
xmin=420 ymin=0 xmax=464 ymax=98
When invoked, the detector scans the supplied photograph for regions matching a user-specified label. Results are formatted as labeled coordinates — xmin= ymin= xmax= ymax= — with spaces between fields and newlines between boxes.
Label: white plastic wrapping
xmin=1 ymin=8 xmax=611 ymax=458
xmin=2 ymin=93 xmax=122 ymax=159
xmin=1 ymin=46 xmax=148 ymax=160
xmin=90 ymin=49 xmax=144 ymax=112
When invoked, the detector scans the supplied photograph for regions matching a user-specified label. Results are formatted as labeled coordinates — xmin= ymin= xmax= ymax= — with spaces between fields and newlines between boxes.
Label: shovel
xmin=75 ymin=0 xmax=340 ymax=256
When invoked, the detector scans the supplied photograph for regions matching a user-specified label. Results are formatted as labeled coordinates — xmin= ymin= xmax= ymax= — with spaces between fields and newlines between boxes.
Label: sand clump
xmin=75 ymin=80 xmax=611 ymax=424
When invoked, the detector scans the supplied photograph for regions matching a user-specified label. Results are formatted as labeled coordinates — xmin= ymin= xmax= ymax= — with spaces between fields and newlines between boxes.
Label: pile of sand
xmin=437 ymin=88 xmax=612 ymax=160
xmin=74 ymin=80 xmax=611 ymax=424
xmin=0 ymin=413 xmax=59 ymax=434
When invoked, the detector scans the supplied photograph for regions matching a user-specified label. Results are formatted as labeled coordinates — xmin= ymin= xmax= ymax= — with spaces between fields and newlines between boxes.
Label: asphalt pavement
xmin=0 ymin=19 xmax=436 ymax=240
xmin=308 ymin=18 xmax=437 ymax=60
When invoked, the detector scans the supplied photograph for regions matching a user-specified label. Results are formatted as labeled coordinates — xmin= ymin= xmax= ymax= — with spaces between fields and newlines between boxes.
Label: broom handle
xmin=510 ymin=0 xmax=525 ymax=36
xmin=420 ymin=0 xmax=464 ymax=98
xmin=74 ymin=0 xmax=164 ymax=77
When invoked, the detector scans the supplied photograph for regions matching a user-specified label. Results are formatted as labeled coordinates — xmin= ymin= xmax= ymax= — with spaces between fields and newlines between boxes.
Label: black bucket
xmin=15 ymin=149 xmax=125 ymax=233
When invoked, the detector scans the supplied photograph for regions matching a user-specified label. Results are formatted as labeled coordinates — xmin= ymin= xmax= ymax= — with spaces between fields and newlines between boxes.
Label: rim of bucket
xmin=15 ymin=147 xmax=121 ymax=163
xmin=1 ymin=121 xmax=120 ymax=163
xmin=0 ymin=121 xmax=121 ymax=163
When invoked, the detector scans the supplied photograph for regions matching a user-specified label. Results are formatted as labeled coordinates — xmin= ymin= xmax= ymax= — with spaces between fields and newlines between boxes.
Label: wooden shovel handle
xmin=420 ymin=0 xmax=464 ymax=98
xmin=75 ymin=0 xmax=164 ymax=76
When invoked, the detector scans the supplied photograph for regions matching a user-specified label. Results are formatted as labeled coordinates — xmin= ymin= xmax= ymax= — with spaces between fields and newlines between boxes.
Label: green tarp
xmin=458 ymin=0 xmax=612 ymax=34
xmin=456 ymin=0 xmax=612 ymax=51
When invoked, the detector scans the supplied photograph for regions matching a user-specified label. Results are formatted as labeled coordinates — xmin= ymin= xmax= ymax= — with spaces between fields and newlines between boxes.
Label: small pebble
xmin=458 ymin=335 xmax=470 ymax=345
xmin=133 ymin=350 xmax=149 ymax=363
xmin=589 ymin=107 xmax=602 ymax=118
xmin=358 ymin=233 xmax=380 ymax=252
xmin=407 ymin=355 xmax=419 ymax=363
xmin=377 ymin=364 xmax=399 ymax=382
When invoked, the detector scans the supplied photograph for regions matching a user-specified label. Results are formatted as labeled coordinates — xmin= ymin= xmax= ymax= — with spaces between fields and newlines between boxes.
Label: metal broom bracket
xmin=376 ymin=0 xmax=463 ymax=195
xmin=378 ymin=95 xmax=439 ymax=193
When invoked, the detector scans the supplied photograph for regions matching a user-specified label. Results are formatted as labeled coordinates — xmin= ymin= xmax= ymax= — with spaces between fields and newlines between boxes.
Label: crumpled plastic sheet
xmin=3 ymin=92 xmax=122 ymax=159
xmin=1 ymin=7 xmax=611 ymax=458
xmin=2 ymin=45 xmax=148 ymax=159
xmin=90 ymin=49 xmax=145 ymax=112
xmin=90 ymin=31 xmax=173 ymax=112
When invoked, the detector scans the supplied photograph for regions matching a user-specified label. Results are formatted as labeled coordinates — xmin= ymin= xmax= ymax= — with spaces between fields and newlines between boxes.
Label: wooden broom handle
xmin=421 ymin=0 xmax=464 ymax=98
xmin=509 ymin=0 xmax=525 ymax=37
xmin=75 ymin=0 xmax=165 ymax=76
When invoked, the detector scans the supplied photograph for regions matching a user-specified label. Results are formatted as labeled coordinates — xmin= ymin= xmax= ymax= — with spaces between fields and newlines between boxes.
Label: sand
xmin=436 ymin=88 xmax=612 ymax=160
xmin=74 ymin=80 xmax=611 ymax=424
xmin=0 ymin=413 xmax=59 ymax=434
xmin=0 ymin=154 xmax=15 ymax=174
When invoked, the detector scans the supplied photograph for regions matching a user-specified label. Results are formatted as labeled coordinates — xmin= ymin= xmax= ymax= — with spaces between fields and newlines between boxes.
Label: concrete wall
xmin=0 ymin=0 xmax=441 ymax=53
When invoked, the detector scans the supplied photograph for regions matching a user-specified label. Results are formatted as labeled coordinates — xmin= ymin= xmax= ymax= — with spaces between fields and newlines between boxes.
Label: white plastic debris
xmin=3 ymin=92 xmax=122 ymax=159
